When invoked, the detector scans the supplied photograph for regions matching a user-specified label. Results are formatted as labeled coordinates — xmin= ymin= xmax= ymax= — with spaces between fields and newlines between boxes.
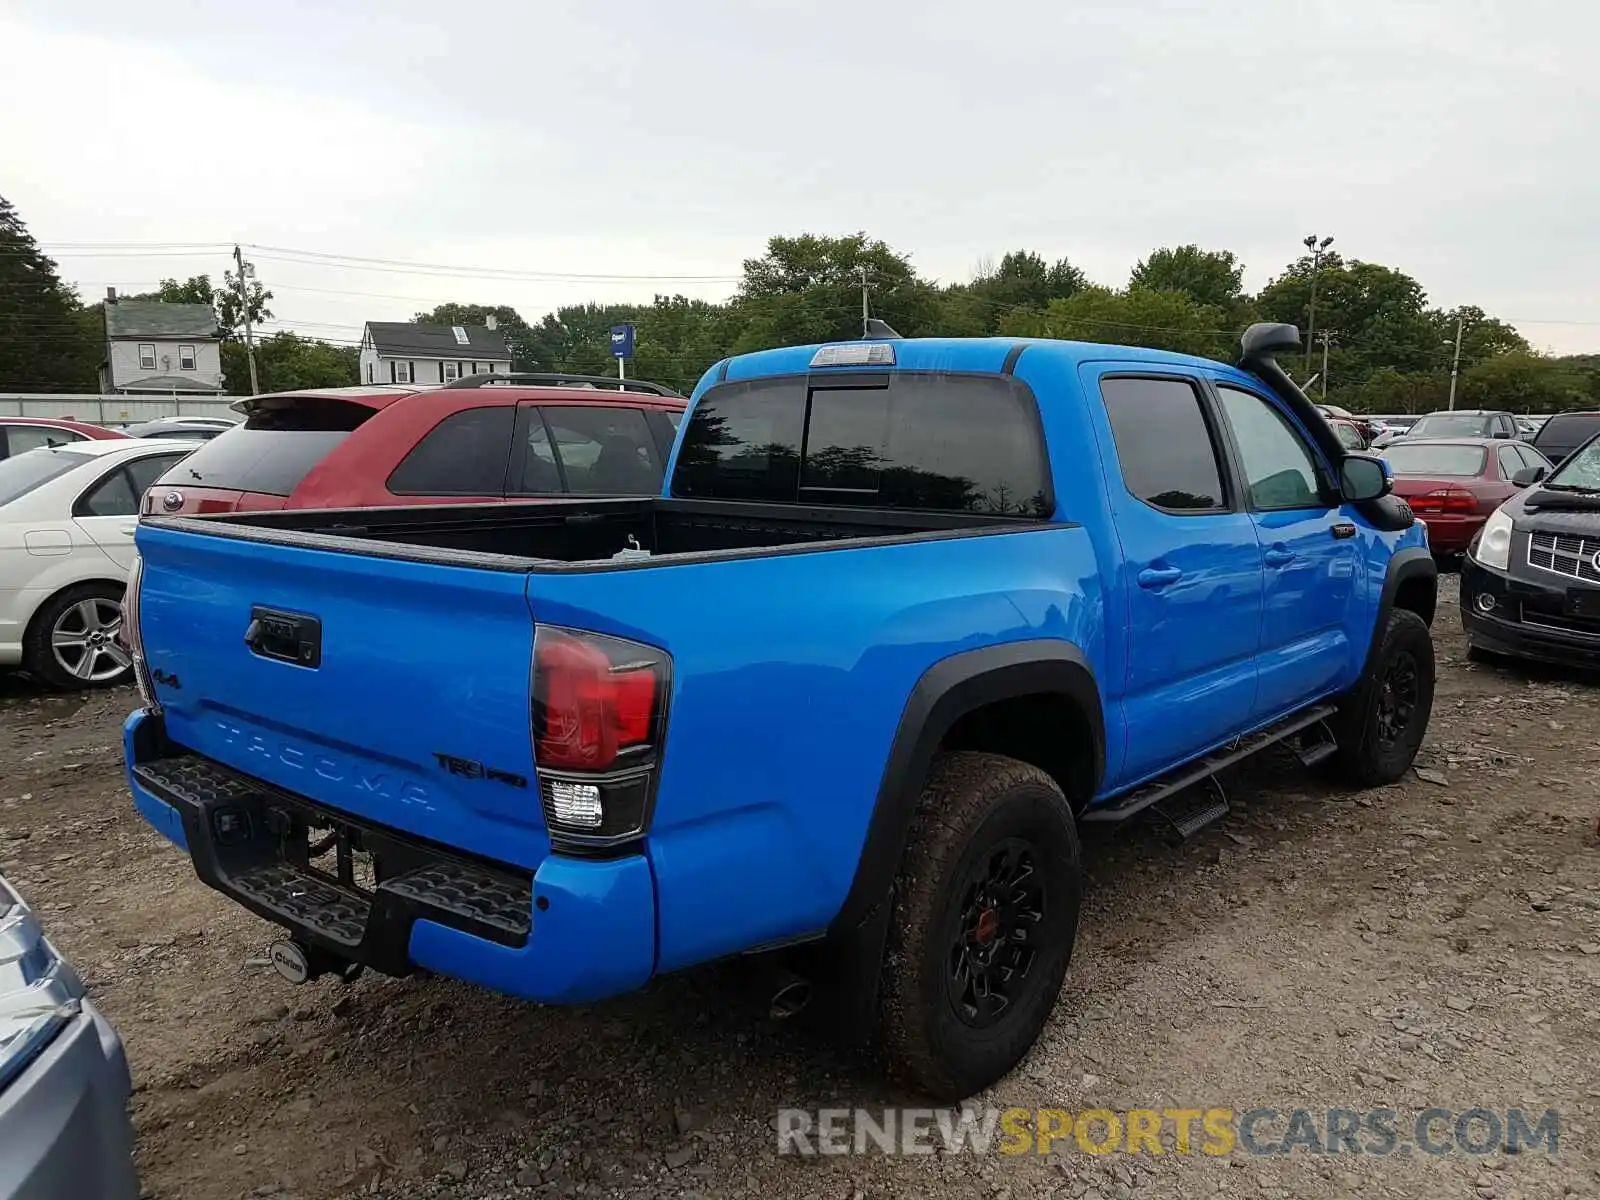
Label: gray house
xmin=100 ymin=294 xmax=225 ymax=395
xmin=359 ymin=321 xmax=512 ymax=386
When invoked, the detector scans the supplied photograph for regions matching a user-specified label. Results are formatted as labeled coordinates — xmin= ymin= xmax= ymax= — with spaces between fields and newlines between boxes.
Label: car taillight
xmin=1410 ymin=488 xmax=1477 ymax=513
xmin=531 ymin=626 xmax=670 ymax=851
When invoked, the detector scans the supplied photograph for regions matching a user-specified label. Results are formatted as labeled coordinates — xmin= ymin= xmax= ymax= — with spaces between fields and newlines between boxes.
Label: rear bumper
xmin=1414 ymin=513 xmax=1484 ymax=553
xmin=124 ymin=709 xmax=656 ymax=1004
xmin=0 ymin=1000 xmax=138 ymax=1200
xmin=1460 ymin=557 xmax=1600 ymax=669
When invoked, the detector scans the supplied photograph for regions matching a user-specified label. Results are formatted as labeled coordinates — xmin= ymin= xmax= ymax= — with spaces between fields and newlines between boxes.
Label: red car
xmin=0 ymin=417 xmax=126 ymax=461
xmin=146 ymin=375 xmax=686 ymax=516
xmin=1381 ymin=438 xmax=1552 ymax=554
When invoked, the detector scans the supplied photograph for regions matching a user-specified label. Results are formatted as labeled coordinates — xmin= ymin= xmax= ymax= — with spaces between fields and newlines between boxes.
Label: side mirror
xmin=1511 ymin=466 xmax=1547 ymax=487
xmin=1340 ymin=454 xmax=1391 ymax=502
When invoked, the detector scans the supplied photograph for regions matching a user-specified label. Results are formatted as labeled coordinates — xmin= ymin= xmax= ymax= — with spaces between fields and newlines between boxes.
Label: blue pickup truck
xmin=122 ymin=322 xmax=1436 ymax=1099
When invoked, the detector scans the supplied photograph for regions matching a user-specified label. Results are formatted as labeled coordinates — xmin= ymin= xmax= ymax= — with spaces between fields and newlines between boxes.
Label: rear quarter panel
xmin=528 ymin=524 xmax=1105 ymax=971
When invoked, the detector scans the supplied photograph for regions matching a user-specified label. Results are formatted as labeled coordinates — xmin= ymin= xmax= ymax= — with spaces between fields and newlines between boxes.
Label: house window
xmin=179 ymin=345 xmax=196 ymax=371
xmin=138 ymin=344 xmax=156 ymax=371
xmin=443 ymin=362 xmax=459 ymax=381
xmin=389 ymin=360 xmax=414 ymax=384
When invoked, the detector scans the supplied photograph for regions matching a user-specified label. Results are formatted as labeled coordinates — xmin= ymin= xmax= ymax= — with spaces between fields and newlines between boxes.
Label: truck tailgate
xmin=134 ymin=522 xmax=548 ymax=870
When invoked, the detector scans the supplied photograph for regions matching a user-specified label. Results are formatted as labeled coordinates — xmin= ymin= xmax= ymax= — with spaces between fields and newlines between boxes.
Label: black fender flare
xmin=828 ymin=639 xmax=1103 ymax=936
xmin=1365 ymin=547 xmax=1437 ymax=672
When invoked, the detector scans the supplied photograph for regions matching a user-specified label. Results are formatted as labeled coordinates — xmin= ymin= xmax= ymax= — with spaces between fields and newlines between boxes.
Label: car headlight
xmin=0 ymin=883 xmax=82 ymax=1091
xmin=1474 ymin=507 xmax=1514 ymax=571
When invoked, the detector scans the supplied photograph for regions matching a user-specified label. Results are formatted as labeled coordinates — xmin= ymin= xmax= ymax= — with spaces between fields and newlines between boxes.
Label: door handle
xmin=1331 ymin=522 xmax=1357 ymax=540
xmin=1263 ymin=547 xmax=1296 ymax=568
xmin=1137 ymin=565 xmax=1183 ymax=589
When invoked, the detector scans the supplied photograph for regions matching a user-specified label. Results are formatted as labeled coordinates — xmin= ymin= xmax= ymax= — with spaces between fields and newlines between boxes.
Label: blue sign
xmin=610 ymin=324 xmax=636 ymax=360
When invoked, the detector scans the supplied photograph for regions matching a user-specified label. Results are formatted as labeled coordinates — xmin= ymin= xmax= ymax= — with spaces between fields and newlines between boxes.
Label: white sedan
xmin=0 ymin=438 xmax=199 ymax=689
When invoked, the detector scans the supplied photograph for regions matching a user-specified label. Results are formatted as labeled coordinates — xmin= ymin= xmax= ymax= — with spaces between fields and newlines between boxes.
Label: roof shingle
xmin=105 ymin=301 xmax=219 ymax=339
xmin=365 ymin=321 xmax=510 ymax=358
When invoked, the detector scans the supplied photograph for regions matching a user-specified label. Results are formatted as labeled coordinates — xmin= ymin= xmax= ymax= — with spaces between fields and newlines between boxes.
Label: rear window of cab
xmin=672 ymin=374 xmax=1051 ymax=516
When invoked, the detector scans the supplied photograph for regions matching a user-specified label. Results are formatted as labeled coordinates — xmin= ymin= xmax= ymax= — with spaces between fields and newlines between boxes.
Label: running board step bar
xmin=1082 ymin=703 xmax=1340 ymax=826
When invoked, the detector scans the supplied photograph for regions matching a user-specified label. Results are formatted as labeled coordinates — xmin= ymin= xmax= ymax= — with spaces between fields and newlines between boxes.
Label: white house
xmin=99 ymin=294 xmax=225 ymax=395
xmin=359 ymin=321 xmax=512 ymax=387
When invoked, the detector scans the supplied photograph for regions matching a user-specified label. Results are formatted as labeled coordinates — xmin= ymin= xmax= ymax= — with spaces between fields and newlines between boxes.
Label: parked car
xmin=1381 ymin=438 xmax=1551 ymax=555
xmin=120 ymin=416 xmax=238 ymax=441
xmin=1374 ymin=409 xmax=1520 ymax=451
xmin=1462 ymin=429 xmax=1600 ymax=667
xmin=146 ymin=375 xmax=685 ymax=516
xmin=0 ymin=873 xmax=140 ymax=1199
xmin=1529 ymin=411 xmax=1600 ymax=468
xmin=1367 ymin=414 xmax=1420 ymax=446
xmin=1328 ymin=417 xmax=1368 ymax=451
xmin=123 ymin=323 xmax=1437 ymax=1100
xmin=0 ymin=418 xmax=126 ymax=461
xmin=0 ymin=439 xmax=198 ymax=688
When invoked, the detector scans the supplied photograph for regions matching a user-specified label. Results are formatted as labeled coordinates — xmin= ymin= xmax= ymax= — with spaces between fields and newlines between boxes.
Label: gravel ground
xmin=2 ymin=576 xmax=1599 ymax=1200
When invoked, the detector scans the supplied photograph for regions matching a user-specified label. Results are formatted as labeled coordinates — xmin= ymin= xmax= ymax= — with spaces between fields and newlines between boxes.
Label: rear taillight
xmin=1410 ymin=488 xmax=1477 ymax=513
xmin=122 ymin=551 xmax=158 ymax=711
xmin=531 ymin=626 xmax=670 ymax=851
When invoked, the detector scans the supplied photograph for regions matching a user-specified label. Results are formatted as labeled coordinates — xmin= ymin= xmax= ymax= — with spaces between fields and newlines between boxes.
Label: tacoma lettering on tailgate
xmin=213 ymin=721 xmax=435 ymax=810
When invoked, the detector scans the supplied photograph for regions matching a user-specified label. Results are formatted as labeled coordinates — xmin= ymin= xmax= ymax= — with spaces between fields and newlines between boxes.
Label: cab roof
xmin=707 ymin=337 xmax=1239 ymax=390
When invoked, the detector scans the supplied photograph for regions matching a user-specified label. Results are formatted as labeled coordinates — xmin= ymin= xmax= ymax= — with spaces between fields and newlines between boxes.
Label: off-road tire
xmin=1326 ymin=608 xmax=1435 ymax=787
xmin=878 ymin=752 xmax=1081 ymax=1100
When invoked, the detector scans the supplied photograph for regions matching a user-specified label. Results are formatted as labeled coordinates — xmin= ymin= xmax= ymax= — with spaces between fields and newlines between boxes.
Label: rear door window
xmin=537 ymin=406 xmax=662 ymax=495
xmin=161 ymin=399 xmax=373 ymax=496
xmin=76 ymin=466 xmax=140 ymax=517
xmin=673 ymin=375 xmax=1051 ymax=515
xmin=1100 ymin=377 xmax=1228 ymax=512
xmin=387 ymin=406 xmax=516 ymax=495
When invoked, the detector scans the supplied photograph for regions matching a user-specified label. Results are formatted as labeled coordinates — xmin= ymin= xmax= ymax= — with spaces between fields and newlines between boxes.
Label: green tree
xmin=0 ymin=195 xmax=100 ymax=391
xmin=216 ymin=269 xmax=273 ymax=339
xmin=129 ymin=276 xmax=215 ymax=306
xmin=1458 ymin=351 xmax=1586 ymax=412
xmin=222 ymin=333 xmax=357 ymax=395
xmin=1129 ymin=245 xmax=1244 ymax=309
xmin=1343 ymin=367 xmax=1451 ymax=415
xmin=999 ymin=286 xmax=1232 ymax=358
xmin=733 ymin=233 xmax=941 ymax=350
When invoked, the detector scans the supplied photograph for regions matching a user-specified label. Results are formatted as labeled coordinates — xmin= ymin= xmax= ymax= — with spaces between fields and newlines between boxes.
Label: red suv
xmin=146 ymin=375 xmax=685 ymax=516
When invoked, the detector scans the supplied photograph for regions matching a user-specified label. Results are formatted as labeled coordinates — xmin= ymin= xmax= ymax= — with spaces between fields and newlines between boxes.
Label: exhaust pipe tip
xmin=769 ymin=975 xmax=813 ymax=1021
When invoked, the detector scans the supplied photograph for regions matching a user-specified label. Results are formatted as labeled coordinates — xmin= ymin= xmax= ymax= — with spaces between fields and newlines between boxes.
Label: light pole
xmin=1303 ymin=234 xmax=1334 ymax=372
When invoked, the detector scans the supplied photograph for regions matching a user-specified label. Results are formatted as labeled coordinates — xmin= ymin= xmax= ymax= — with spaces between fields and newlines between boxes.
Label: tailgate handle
xmin=245 ymin=607 xmax=322 ymax=668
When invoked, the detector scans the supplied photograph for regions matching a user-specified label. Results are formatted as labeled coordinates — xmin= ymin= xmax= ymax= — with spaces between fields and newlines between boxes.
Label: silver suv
xmin=0 ymin=874 xmax=139 ymax=1199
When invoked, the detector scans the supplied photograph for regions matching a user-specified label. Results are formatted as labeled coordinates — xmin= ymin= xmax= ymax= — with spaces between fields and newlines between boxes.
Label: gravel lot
xmin=2 ymin=578 xmax=1598 ymax=1200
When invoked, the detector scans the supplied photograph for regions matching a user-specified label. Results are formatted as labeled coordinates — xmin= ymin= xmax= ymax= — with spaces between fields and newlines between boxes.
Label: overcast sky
xmin=3 ymin=0 xmax=1597 ymax=353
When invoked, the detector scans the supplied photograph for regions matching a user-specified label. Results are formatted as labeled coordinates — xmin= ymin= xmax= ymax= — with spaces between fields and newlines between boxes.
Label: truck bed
xmin=147 ymin=497 xmax=1040 ymax=570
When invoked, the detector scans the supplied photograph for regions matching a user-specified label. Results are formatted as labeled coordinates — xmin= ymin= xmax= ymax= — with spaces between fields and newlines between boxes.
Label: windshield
xmin=1381 ymin=444 xmax=1486 ymax=477
xmin=1545 ymin=435 xmax=1600 ymax=490
xmin=1408 ymin=414 xmax=1493 ymax=438
xmin=0 ymin=447 xmax=94 ymax=506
